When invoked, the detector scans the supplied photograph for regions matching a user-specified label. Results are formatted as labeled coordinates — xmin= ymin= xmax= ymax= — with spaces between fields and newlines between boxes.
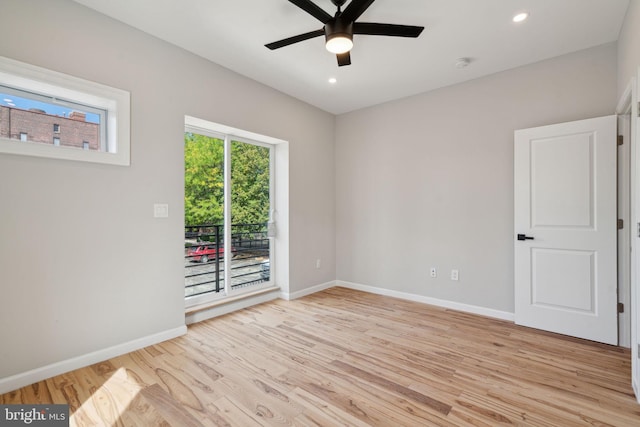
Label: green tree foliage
xmin=184 ymin=133 xmax=270 ymax=226
xmin=231 ymin=141 xmax=270 ymax=225
xmin=184 ymin=133 xmax=224 ymax=225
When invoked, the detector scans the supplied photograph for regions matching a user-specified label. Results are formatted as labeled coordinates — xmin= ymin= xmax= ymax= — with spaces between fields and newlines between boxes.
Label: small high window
xmin=0 ymin=55 xmax=130 ymax=166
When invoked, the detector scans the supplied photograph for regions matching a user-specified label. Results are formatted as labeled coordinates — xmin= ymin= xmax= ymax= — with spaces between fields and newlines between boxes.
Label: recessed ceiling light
xmin=513 ymin=12 xmax=529 ymax=23
xmin=328 ymin=77 xmax=337 ymax=84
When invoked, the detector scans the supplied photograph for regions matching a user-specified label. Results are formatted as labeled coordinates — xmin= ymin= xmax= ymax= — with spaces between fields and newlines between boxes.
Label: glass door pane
xmin=184 ymin=132 xmax=227 ymax=300
xmin=229 ymin=140 xmax=272 ymax=292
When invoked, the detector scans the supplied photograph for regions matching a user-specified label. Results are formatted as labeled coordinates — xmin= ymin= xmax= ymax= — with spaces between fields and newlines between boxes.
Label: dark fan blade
xmin=337 ymin=51 xmax=351 ymax=66
xmin=289 ymin=0 xmax=332 ymax=23
xmin=341 ymin=0 xmax=376 ymax=22
xmin=265 ymin=29 xmax=325 ymax=50
xmin=354 ymin=22 xmax=424 ymax=37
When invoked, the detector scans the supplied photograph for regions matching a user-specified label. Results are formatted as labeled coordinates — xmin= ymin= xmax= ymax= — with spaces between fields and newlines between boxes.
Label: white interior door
xmin=514 ymin=115 xmax=618 ymax=345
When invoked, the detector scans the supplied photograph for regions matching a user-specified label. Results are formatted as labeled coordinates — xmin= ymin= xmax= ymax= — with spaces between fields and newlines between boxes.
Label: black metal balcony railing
xmin=185 ymin=223 xmax=270 ymax=298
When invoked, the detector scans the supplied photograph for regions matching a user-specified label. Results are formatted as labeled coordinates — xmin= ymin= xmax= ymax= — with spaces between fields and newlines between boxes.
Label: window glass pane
xmin=184 ymin=132 xmax=226 ymax=298
xmin=1 ymin=88 xmax=103 ymax=151
xmin=230 ymin=140 xmax=271 ymax=290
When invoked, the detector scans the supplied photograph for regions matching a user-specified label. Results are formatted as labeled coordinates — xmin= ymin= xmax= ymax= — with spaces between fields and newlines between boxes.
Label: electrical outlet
xmin=451 ymin=269 xmax=459 ymax=281
xmin=316 ymin=258 xmax=321 ymax=269
xmin=430 ymin=267 xmax=437 ymax=278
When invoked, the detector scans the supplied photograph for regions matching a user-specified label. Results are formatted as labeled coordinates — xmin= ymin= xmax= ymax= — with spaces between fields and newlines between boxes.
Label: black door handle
xmin=517 ymin=234 xmax=534 ymax=241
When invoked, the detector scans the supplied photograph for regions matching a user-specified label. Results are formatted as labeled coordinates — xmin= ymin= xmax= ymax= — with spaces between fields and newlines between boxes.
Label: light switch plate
xmin=154 ymin=203 xmax=169 ymax=218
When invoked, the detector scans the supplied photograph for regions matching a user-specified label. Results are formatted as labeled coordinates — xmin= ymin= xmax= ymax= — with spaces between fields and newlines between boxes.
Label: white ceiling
xmin=73 ymin=0 xmax=629 ymax=115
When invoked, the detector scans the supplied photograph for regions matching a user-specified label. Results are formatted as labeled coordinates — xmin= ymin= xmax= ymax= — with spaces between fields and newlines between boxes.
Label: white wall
xmin=0 ymin=0 xmax=335 ymax=383
xmin=618 ymin=0 xmax=640 ymax=98
xmin=335 ymin=43 xmax=617 ymax=313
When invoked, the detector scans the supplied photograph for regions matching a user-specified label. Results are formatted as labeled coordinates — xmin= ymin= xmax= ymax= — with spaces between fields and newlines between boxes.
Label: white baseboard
xmin=336 ymin=280 xmax=515 ymax=322
xmin=281 ymin=280 xmax=336 ymax=300
xmin=0 ymin=325 xmax=187 ymax=395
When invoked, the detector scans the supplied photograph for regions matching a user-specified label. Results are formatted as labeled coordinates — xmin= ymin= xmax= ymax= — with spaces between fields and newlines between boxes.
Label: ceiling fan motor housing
xmin=325 ymin=18 xmax=354 ymax=42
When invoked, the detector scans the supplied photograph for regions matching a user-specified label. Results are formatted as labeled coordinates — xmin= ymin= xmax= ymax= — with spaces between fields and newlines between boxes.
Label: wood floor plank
xmin=330 ymin=359 xmax=452 ymax=415
xmin=212 ymin=364 xmax=304 ymax=422
xmin=117 ymin=391 xmax=172 ymax=427
xmin=209 ymin=396 xmax=266 ymax=427
xmin=288 ymin=386 xmax=373 ymax=427
xmin=2 ymin=287 xmax=639 ymax=426
xmin=139 ymin=384 xmax=204 ymax=427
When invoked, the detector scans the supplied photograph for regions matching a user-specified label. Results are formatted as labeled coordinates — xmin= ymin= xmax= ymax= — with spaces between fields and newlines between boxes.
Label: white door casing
xmin=617 ymin=112 xmax=631 ymax=349
xmin=514 ymin=115 xmax=618 ymax=345
xmin=632 ymin=67 xmax=640 ymax=402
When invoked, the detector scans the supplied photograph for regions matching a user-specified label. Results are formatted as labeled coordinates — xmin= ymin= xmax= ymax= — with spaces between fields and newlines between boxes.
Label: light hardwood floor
xmin=2 ymin=287 xmax=639 ymax=426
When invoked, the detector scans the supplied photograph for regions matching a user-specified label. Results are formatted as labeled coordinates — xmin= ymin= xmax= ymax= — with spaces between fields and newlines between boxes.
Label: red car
xmin=187 ymin=245 xmax=235 ymax=263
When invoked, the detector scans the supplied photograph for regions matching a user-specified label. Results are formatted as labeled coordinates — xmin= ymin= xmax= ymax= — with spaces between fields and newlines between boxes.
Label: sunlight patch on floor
xmin=71 ymin=367 xmax=142 ymax=426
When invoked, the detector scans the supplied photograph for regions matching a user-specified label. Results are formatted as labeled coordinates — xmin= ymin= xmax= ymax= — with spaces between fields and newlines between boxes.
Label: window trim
xmin=0 ymin=55 xmax=130 ymax=166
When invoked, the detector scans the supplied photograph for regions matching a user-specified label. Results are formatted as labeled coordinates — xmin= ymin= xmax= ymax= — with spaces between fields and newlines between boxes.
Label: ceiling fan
xmin=265 ymin=0 xmax=424 ymax=66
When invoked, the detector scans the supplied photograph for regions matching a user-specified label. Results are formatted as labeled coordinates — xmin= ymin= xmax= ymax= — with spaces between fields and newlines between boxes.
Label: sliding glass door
xmin=184 ymin=127 xmax=273 ymax=306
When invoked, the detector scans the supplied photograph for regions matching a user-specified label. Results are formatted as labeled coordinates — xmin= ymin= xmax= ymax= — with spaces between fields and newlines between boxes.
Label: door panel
xmin=515 ymin=115 xmax=617 ymax=345
xmin=229 ymin=139 xmax=273 ymax=294
xmin=531 ymin=133 xmax=593 ymax=227
xmin=532 ymin=248 xmax=594 ymax=312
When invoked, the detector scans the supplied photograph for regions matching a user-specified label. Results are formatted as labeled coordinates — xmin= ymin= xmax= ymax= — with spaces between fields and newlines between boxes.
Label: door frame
xmin=616 ymin=67 xmax=640 ymax=403
xmin=617 ymin=86 xmax=632 ymax=349
xmin=617 ymin=73 xmax=638 ymax=402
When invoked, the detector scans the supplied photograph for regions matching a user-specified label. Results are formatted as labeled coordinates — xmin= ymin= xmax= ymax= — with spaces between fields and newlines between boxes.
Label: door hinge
xmin=618 ymin=219 xmax=624 ymax=230
xmin=618 ymin=302 xmax=624 ymax=313
xmin=618 ymin=135 xmax=624 ymax=146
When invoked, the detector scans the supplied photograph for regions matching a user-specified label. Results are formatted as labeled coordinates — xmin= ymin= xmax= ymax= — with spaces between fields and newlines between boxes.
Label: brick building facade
xmin=0 ymin=106 xmax=99 ymax=150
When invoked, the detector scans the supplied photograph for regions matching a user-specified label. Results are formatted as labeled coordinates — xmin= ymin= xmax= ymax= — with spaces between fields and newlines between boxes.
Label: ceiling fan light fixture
xmin=325 ymin=34 xmax=353 ymax=54
xmin=325 ymin=18 xmax=354 ymax=54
